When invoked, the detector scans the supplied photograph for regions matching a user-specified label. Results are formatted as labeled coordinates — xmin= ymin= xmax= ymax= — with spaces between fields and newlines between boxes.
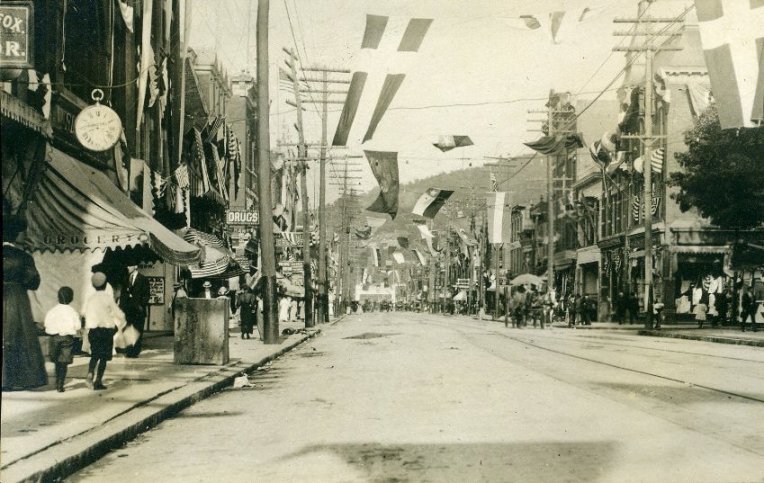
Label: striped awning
xmin=182 ymin=228 xmax=242 ymax=279
xmin=22 ymin=146 xmax=201 ymax=265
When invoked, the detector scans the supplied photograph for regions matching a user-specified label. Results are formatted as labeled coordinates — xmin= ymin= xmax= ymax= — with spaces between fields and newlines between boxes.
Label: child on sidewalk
xmin=43 ymin=287 xmax=81 ymax=392
xmin=694 ymin=302 xmax=708 ymax=329
xmin=81 ymin=273 xmax=122 ymax=390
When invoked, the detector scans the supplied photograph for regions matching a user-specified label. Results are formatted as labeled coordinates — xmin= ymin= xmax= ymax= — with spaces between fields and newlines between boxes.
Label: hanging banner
xmin=486 ymin=191 xmax=506 ymax=244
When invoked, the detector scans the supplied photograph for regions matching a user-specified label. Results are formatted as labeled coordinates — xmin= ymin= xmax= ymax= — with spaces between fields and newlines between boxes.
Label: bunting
xmin=633 ymin=148 xmax=665 ymax=174
xmin=523 ymin=133 xmax=584 ymax=155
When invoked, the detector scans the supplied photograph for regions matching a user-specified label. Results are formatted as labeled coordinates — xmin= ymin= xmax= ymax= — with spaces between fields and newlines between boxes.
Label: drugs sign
xmin=226 ymin=210 xmax=258 ymax=225
xmin=0 ymin=3 xmax=33 ymax=69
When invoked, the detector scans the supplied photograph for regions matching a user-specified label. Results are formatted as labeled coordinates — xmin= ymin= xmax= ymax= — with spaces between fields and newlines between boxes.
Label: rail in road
xmin=418 ymin=315 xmax=764 ymax=405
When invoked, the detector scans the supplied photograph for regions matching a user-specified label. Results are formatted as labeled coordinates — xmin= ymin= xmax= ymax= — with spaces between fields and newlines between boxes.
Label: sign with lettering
xmin=456 ymin=278 xmax=470 ymax=289
xmin=0 ymin=3 xmax=33 ymax=69
xmin=147 ymin=276 xmax=165 ymax=305
xmin=226 ymin=210 xmax=258 ymax=226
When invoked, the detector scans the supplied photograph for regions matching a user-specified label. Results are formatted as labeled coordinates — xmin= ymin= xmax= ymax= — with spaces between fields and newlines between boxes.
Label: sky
xmin=189 ymin=0 xmax=695 ymax=204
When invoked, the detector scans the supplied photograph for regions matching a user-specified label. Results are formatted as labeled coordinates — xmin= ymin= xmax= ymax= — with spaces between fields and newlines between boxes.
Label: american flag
xmin=174 ymin=164 xmax=190 ymax=189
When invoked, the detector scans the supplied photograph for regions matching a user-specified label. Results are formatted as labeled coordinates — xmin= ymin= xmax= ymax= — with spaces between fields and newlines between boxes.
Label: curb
xmin=2 ymin=328 xmax=326 ymax=483
xmin=638 ymin=330 xmax=764 ymax=347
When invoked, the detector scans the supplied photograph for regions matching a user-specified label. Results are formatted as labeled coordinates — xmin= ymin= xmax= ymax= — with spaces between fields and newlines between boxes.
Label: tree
xmin=670 ymin=106 xmax=764 ymax=229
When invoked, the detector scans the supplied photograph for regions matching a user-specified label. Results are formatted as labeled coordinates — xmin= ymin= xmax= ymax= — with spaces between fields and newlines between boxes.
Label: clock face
xmin=74 ymin=104 xmax=123 ymax=152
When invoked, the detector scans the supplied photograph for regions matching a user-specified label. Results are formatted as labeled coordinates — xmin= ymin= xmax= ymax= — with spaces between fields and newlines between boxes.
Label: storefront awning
xmin=183 ymin=228 xmax=245 ymax=279
xmin=22 ymin=146 xmax=202 ymax=266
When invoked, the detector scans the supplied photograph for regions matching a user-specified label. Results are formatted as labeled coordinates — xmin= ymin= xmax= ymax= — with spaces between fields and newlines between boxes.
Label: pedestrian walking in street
xmin=120 ymin=265 xmax=149 ymax=358
xmin=2 ymin=209 xmax=47 ymax=391
xmin=82 ymin=272 xmax=122 ymax=390
xmin=44 ymin=286 xmax=81 ymax=392
xmin=237 ymin=286 xmax=257 ymax=339
xmin=740 ymin=285 xmax=757 ymax=332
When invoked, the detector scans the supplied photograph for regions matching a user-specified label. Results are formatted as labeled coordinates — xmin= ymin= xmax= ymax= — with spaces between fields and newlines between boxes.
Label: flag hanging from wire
xmin=412 ymin=188 xmax=454 ymax=218
xmin=332 ymin=15 xmax=433 ymax=146
xmin=432 ymin=135 xmax=473 ymax=152
xmin=365 ymin=150 xmax=400 ymax=219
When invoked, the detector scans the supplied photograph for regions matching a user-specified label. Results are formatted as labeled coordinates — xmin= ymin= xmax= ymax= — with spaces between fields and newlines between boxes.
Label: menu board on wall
xmin=147 ymin=276 xmax=165 ymax=305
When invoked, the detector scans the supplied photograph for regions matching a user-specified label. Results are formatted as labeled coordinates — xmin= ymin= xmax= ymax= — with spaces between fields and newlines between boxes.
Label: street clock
xmin=74 ymin=89 xmax=122 ymax=152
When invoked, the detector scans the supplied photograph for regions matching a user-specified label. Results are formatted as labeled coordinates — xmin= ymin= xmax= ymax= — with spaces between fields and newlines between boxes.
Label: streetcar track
xmin=417 ymin=315 xmax=764 ymax=405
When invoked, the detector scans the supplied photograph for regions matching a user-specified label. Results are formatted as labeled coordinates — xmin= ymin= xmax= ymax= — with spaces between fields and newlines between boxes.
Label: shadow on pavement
xmin=281 ymin=441 xmax=617 ymax=482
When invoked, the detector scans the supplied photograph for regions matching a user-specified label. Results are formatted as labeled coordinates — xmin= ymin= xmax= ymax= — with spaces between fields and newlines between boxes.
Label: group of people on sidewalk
xmin=3 ymin=205 xmax=151 ymax=393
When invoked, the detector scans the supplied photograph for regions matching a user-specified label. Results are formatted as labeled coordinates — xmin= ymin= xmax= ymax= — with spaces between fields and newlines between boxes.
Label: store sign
xmin=456 ymin=278 xmax=470 ymax=289
xmin=0 ymin=3 xmax=34 ymax=69
xmin=227 ymin=210 xmax=259 ymax=225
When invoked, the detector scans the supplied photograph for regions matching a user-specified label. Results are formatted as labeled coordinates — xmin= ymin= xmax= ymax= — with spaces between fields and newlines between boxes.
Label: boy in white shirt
xmin=81 ymin=273 xmax=121 ymax=390
xmin=44 ymin=287 xmax=81 ymax=392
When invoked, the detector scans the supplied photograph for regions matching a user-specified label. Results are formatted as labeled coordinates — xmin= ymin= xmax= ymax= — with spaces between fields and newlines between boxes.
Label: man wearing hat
xmin=81 ymin=272 xmax=121 ymax=390
xmin=120 ymin=265 xmax=150 ymax=358
xmin=201 ymin=281 xmax=214 ymax=299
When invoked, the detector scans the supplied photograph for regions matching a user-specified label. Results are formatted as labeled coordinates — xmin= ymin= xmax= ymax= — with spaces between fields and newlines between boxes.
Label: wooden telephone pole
xmin=294 ymin=66 xmax=350 ymax=323
xmin=329 ymin=156 xmax=363 ymax=313
xmin=283 ymin=47 xmax=314 ymax=327
xmin=256 ymin=0 xmax=279 ymax=343
xmin=528 ymin=97 xmax=576 ymax=298
xmin=614 ymin=0 xmax=682 ymax=328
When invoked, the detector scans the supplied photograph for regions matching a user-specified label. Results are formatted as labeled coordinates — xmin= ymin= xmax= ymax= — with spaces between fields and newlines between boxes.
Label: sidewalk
xmin=473 ymin=313 xmax=764 ymax=347
xmin=1 ymin=319 xmax=335 ymax=483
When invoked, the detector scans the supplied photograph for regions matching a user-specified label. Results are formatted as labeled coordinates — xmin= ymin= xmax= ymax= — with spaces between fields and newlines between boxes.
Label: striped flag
xmin=412 ymin=188 xmax=454 ymax=218
xmin=695 ymin=0 xmax=764 ymax=129
xmin=332 ymin=14 xmax=433 ymax=146
xmin=486 ymin=192 xmax=506 ymax=244
xmin=174 ymin=163 xmax=190 ymax=189
xmin=633 ymin=148 xmax=665 ymax=174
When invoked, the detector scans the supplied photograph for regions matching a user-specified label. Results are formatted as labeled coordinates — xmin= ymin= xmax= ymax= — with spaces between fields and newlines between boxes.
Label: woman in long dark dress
xmin=237 ymin=286 xmax=256 ymax=339
xmin=2 ymin=212 xmax=47 ymax=390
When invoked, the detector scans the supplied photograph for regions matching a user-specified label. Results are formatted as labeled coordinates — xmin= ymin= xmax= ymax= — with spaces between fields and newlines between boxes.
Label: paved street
xmin=68 ymin=312 xmax=764 ymax=483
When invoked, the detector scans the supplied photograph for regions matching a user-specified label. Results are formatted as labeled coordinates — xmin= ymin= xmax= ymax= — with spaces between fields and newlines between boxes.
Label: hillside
xmin=328 ymin=156 xmax=548 ymax=247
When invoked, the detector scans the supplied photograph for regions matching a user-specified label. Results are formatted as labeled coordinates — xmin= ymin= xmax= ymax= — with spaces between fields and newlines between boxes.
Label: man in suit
xmin=120 ymin=265 xmax=150 ymax=358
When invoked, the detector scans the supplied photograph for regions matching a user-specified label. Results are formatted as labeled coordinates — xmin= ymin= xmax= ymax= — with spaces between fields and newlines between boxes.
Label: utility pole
xmin=328 ymin=156 xmax=362 ymax=313
xmin=296 ymin=66 xmax=350 ymax=323
xmin=284 ymin=47 xmax=313 ymax=327
xmin=614 ymin=0 xmax=682 ymax=329
xmin=528 ymin=98 xmax=577 ymax=297
xmin=256 ymin=0 xmax=279 ymax=343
